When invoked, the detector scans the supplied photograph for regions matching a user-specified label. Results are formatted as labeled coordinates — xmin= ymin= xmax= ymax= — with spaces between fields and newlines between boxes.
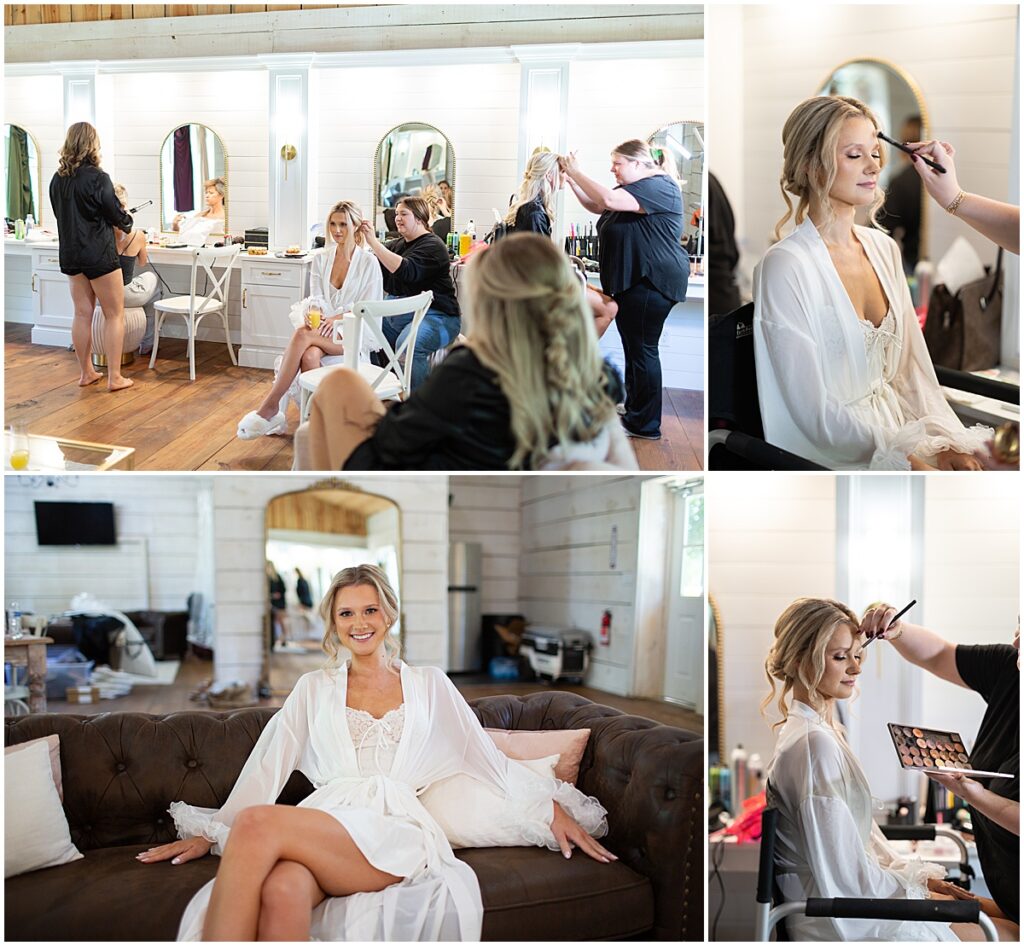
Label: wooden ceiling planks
xmin=4 ymin=4 xmax=357 ymax=26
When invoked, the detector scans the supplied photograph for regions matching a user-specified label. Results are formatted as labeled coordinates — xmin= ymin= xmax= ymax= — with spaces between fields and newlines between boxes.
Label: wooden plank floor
xmin=44 ymin=652 xmax=703 ymax=733
xmin=4 ymin=324 xmax=704 ymax=472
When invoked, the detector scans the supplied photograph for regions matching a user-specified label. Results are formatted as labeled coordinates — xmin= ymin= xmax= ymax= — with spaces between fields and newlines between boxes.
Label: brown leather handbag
xmin=924 ymin=249 xmax=1003 ymax=371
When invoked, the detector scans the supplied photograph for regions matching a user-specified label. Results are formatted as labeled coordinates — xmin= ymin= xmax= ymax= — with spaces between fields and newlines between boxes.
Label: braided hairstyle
xmin=773 ymin=95 xmax=887 ymax=242
xmin=464 ymin=233 xmax=617 ymax=469
xmin=761 ymin=596 xmax=861 ymax=731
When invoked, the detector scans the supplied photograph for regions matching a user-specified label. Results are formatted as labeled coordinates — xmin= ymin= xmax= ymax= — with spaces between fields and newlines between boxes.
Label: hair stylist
xmin=357 ymin=196 xmax=460 ymax=391
xmin=49 ymin=121 xmax=135 ymax=391
xmin=861 ymin=606 xmax=1020 ymax=929
xmin=560 ymin=140 xmax=688 ymax=439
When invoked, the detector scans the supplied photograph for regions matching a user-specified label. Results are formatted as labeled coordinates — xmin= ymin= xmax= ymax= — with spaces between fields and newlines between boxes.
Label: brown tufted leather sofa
xmin=5 ymin=690 xmax=702 ymax=941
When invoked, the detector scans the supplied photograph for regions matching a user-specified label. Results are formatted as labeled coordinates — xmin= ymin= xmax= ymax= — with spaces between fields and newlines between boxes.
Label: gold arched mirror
xmin=159 ymin=123 xmax=228 ymax=235
xmin=373 ymin=122 xmax=455 ymax=240
xmin=819 ymin=59 xmax=930 ymax=266
xmin=648 ymin=121 xmax=704 ymax=255
xmin=708 ymin=592 xmax=724 ymax=764
xmin=5 ymin=124 xmax=42 ymax=225
xmin=263 ymin=480 xmax=402 ymax=696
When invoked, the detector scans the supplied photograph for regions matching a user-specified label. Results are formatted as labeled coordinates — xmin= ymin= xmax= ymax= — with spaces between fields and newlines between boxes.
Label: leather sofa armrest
xmin=583 ymin=719 xmax=703 ymax=941
xmin=469 ymin=692 xmax=703 ymax=941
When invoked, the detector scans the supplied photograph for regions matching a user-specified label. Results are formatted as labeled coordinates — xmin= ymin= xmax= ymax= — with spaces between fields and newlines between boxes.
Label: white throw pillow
xmin=4 ymin=738 xmax=83 ymax=878
xmin=421 ymin=754 xmax=558 ymax=849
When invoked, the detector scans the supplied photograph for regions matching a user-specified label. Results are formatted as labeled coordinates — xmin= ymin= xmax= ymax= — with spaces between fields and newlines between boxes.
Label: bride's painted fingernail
xmin=172 ymin=857 xmax=181 ymax=864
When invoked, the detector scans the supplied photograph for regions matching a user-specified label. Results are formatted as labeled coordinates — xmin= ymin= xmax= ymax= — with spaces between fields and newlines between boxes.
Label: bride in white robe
xmin=138 ymin=565 xmax=612 ymax=941
xmin=752 ymin=95 xmax=990 ymax=471
xmin=767 ymin=700 xmax=956 ymax=942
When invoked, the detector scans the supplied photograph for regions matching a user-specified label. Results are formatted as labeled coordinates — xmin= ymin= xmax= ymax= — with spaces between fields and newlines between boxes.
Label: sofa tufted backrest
xmin=6 ymin=691 xmax=703 ymax=940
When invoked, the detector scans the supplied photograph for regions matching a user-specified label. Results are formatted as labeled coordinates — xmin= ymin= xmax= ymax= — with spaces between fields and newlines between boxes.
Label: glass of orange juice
xmin=308 ymin=305 xmax=322 ymax=330
xmin=7 ymin=423 xmax=29 ymax=471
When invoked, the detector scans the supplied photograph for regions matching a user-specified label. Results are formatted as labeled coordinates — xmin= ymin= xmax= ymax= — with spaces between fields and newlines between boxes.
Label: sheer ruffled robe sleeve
xmin=885 ymin=239 xmax=991 ymax=461
xmin=168 ymin=675 xmax=311 ymax=855
xmin=435 ymin=670 xmax=608 ymax=850
xmin=754 ymin=249 xmax=919 ymax=470
xmin=786 ymin=731 xmax=943 ymax=901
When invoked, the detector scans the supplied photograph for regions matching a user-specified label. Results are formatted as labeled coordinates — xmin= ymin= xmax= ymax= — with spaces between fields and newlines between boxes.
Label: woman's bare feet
xmin=79 ymin=369 xmax=103 ymax=386
xmin=108 ymin=376 xmax=134 ymax=392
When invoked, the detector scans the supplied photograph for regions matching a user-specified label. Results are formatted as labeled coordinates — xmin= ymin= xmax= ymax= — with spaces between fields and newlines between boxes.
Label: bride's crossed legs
xmin=204 ymin=804 xmax=401 ymax=941
xmin=254 ymin=322 xmax=344 ymax=423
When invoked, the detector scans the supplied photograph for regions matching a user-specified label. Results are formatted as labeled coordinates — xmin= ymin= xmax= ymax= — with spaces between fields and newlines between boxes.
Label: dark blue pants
xmin=614 ymin=278 xmax=675 ymax=436
xmin=381 ymin=307 xmax=461 ymax=391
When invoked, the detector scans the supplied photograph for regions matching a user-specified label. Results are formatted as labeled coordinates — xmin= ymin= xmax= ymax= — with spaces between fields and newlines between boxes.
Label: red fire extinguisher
xmin=600 ymin=609 xmax=612 ymax=646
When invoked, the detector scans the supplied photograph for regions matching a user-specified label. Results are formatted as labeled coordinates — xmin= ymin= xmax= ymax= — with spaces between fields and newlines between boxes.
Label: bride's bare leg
xmin=951 ymin=917 xmax=1019 ymax=941
xmin=256 ymin=860 xmax=324 ymax=941
xmin=202 ymin=805 xmax=401 ymax=941
xmin=256 ymin=328 xmax=344 ymax=420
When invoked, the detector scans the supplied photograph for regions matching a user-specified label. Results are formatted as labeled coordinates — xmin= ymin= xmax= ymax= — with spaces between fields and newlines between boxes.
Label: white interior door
xmin=664 ymin=485 xmax=704 ymax=709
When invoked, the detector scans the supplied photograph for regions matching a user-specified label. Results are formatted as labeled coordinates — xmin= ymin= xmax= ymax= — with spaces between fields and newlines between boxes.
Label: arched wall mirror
xmin=373 ymin=122 xmax=455 ymax=240
xmin=708 ymin=592 xmax=724 ymax=765
xmin=819 ymin=59 xmax=930 ymax=268
xmin=263 ymin=481 xmax=402 ymax=696
xmin=5 ymin=124 xmax=41 ymax=224
xmin=648 ymin=121 xmax=705 ymax=256
xmin=159 ymin=122 xmax=228 ymax=234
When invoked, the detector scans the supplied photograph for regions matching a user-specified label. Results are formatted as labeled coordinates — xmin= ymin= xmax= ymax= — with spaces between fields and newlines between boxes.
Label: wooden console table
xmin=4 ymin=636 xmax=53 ymax=713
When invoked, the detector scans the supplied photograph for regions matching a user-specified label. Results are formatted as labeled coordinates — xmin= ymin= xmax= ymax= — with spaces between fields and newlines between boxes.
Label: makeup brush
xmin=862 ymin=599 xmax=917 ymax=648
xmin=878 ymin=133 xmax=946 ymax=174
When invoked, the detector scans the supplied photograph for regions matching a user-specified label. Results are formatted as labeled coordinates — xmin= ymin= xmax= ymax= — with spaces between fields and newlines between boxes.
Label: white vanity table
xmin=4 ymin=237 xmax=311 ymax=370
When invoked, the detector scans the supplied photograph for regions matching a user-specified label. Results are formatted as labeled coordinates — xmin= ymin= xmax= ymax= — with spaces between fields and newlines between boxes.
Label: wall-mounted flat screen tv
xmin=34 ymin=501 xmax=116 ymax=546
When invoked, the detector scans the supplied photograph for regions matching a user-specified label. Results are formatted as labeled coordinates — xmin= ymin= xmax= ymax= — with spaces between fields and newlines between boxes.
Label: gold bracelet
xmin=945 ymin=190 xmax=968 ymax=216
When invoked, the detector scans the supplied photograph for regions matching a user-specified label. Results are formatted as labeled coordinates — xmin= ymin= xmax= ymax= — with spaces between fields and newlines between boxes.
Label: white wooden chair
xmin=298 ymin=290 xmax=433 ymax=421
xmin=149 ymin=245 xmax=240 ymax=381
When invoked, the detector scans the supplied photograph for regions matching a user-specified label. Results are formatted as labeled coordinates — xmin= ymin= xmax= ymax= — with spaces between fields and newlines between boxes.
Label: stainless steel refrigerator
xmin=447 ymin=542 xmax=482 ymax=672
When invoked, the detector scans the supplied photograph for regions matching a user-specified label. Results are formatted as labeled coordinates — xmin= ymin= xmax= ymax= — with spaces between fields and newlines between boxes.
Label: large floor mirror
xmin=263 ymin=480 xmax=402 ymax=695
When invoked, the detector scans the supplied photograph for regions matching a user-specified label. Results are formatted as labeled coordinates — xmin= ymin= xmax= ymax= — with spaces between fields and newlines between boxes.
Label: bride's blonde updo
xmin=762 ymin=596 xmax=861 ymax=730
xmin=773 ymin=95 xmax=887 ymax=242
xmin=463 ymin=233 xmax=616 ymax=469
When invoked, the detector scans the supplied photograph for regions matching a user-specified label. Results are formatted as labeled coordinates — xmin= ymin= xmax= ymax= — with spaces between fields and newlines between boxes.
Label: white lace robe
xmin=169 ymin=663 xmax=608 ymax=941
xmin=766 ymin=701 xmax=956 ymax=942
xmin=753 ymin=218 xmax=990 ymax=470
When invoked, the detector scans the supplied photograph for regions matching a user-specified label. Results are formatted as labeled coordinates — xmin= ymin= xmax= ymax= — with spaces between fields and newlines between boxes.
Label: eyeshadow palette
xmin=887 ymin=723 xmax=1014 ymax=779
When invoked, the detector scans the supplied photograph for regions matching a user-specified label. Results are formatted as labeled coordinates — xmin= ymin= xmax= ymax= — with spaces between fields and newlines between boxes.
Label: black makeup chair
xmin=754 ymin=806 xmax=997 ymax=941
xmin=709 ymin=303 xmax=1020 ymax=471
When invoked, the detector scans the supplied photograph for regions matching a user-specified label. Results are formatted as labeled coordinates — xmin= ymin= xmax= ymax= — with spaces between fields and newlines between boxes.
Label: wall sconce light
xmin=280 ymin=143 xmax=298 ymax=181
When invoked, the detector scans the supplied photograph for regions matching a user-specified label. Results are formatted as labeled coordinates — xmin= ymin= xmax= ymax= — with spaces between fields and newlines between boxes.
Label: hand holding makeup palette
xmin=887 ymin=723 xmax=1014 ymax=779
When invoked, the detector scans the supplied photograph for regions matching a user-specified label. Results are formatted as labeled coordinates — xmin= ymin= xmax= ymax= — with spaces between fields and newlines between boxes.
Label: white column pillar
xmin=61 ymin=66 xmax=97 ymax=129
xmin=512 ymin=44 xmax=580 ymax=248
xmin=266 ymin=56 xmax=313 ymax=248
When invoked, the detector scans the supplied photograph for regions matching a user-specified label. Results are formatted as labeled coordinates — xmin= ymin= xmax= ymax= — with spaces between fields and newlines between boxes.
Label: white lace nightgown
xmin=766 ymin=701 xmax=957 ymax=942
xmin=753 ymin=218 xmax=991 ymax=469
xmin=170 ymin=663 xmax=608 ymax=941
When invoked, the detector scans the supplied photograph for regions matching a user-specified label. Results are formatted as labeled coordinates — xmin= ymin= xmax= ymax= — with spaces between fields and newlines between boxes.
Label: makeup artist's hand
xmin=933 ymin=448 xmax=983 ymax=472
xmin=550 ymin=801 xmax=617 ymax=863
xmin=927 ymin=770 xmax=984 ymax=806
xmin=905 ymin=140 xmax=961 ymax=208
xmin=357 ymin=220 xmax=381 ymax=249
xmin=860 ymin=603 xmax=903 ymax=642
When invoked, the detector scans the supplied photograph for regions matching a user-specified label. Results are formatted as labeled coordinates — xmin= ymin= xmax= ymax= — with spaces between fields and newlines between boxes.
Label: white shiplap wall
xmin=315 ymin=63 xmax=521 ymax=237
xmin=718 ymin=4 xmax=1017 ymax=274
xmin=448 ymin=476 xmax=522 ymax=616
xmin=210 ymin=475 xmax=449 ymax=686
xmin=518 ymin=474 xmax=647 ymax=696
xmin=921 ymin=476 xmax=1020 ymax=742
xmin=708 ymin=473 xmax=838 ymax=766
xmin=3 ymin=476 xmax=202 ymax=617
